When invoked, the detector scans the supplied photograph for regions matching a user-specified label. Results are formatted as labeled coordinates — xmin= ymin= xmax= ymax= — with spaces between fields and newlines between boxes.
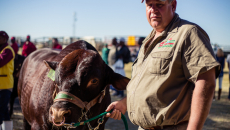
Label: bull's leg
xmin=23 ymin=118 xmax=31 ymax=130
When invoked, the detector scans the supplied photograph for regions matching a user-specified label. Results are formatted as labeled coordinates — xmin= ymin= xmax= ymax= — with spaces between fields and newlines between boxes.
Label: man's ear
xmin=172 ymin=0 xmax=177 ymax=12
xmin=43 ymin=60 xmax=58 ymax=70
xmin=106 ymin=65 xmax=130 ymax=90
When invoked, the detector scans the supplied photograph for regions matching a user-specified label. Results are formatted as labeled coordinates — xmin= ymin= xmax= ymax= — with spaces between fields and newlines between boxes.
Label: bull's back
xmin=18 ymin=48 xmax=60 ymax=121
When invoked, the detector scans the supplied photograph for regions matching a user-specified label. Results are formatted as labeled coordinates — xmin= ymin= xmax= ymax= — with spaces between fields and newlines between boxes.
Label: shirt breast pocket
xmin=148 ymin=51 xmax=173 ymax=75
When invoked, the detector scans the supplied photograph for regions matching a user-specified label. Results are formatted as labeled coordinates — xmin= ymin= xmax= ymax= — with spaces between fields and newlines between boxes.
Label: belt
xmin=144 ymin=121 xmax=188 ymax=130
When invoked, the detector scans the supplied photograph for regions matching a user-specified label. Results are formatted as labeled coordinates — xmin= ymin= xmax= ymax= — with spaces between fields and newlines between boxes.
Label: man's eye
xmin=157 ymin=4 xmax=163 ymax=7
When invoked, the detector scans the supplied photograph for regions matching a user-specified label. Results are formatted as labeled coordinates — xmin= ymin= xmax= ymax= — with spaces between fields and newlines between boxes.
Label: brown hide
xmin=18 ymin=40 xmax=130 ymax=130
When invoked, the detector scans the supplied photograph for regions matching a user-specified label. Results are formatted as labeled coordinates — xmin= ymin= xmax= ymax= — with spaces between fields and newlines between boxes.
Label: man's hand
xmin=106 ymin=97 xmax=127 ymax=120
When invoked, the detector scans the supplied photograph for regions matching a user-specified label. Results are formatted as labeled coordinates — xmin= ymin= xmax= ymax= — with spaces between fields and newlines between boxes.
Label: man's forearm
xmin=187 ymin=68 xmax=216 ymax=130
xmin=187 ymin=83 xmax=215 ymax=130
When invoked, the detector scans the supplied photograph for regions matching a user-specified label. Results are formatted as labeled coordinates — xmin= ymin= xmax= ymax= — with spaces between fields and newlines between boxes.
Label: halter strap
xmin=54 ymin=86 xmax=107 ymax=111
xmin=54 ymin=91 xmax=86 ymax=109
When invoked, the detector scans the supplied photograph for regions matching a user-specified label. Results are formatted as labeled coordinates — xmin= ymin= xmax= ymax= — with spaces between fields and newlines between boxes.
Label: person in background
xmin=214 ymin=48 xmax=225 ymax=100
xmin=10 ymin=37 xmax=18 ymax=55
xmin=106 ymin=0 xmax=220 ymax=130
xmin=22 ymin=35 xmax=36 ymax=57
xmin=227 ymin=54 xmax=230 ymax=100
xmin=52 ymin=38 xmax=62 ymax=50
xmin=108 ymin=38 xmax=118 ymax=95
xmin=108 ymin=37 xmax=118 ymax=69
xmin=112 ymin=37 xmax=130 ymax=98
xmin=101 ymin=44 xmax=110 ymax=64
xmin=116 ymin=37 xmax=130 ymax=65
xmin=136 ymin=37 xmax=145 ymax=59
xmin=0 ymin=31 xmax=14 ymax=130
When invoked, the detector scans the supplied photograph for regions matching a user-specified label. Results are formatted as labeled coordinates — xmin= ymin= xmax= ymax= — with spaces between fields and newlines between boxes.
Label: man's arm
xmin=0 ymin=48 xmax=14 ymax=67
xmin=105 ymin=97 xmax=127 ymax=120
xmin=187 ymin=68 xmax=216 ymax=130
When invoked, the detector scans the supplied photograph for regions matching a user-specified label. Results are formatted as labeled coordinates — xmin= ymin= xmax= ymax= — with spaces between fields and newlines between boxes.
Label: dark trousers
xmin=0 ymin=89 xmax=11 ymax=125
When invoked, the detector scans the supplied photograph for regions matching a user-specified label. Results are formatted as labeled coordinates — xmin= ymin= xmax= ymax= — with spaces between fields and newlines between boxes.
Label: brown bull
xmin=18 ymin=40 xmax=130 ymax=130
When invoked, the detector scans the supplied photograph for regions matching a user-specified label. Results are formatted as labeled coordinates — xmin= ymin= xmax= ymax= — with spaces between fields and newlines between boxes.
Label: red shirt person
xmin=10 ymin=37 xmax=18 ymax=54
xmin=22 ymin=35 xmax=36 ymax=57
xmin=52 ymin=38 xmax=62 ymax=50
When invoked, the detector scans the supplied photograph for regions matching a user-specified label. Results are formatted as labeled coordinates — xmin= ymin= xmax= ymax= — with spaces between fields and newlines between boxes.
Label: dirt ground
xmin=11 ymin=62 xmax=230 ymax=130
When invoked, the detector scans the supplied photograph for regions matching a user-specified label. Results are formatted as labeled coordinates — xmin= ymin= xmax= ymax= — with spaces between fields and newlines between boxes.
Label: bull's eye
xmin=91 ymin=79 xmax=98 ymax=84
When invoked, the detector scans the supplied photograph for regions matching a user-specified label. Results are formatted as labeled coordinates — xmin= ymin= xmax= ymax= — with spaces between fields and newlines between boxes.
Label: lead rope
xmin=63 ymin=110 xmax=128 ymax=130
xmin=85 ymin=112 xmax=104 ymax=130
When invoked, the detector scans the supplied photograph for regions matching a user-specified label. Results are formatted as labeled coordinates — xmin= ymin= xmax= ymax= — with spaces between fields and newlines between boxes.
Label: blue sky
xmin=0 ymin=0 xmax=229 ymax=45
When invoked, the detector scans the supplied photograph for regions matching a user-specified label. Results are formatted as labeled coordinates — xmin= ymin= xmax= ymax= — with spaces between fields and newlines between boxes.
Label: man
xmin=102 ymin=44 xmax=110 ymax=64
xmin=112 ymin=37 xmax=130 ymax=97
xmin=227 ymin=54 xmax=230 ymax=100
xmin=117 ymin=37 xmax=130 ymax=64
xmin=10 ymin=37 xmax=18 ymax=55
xmin=52 ymin=38 xmax=62 ymax=50
xmin=22 ymin=35 xmax=37 ymax=57
xmin=136 ymin=37 xmax=145 ymax=59
xmin=0 ymin=31 xmax=14 ymax=130
xmin=108 ymin=37 xmax=118 ymax=69
xmin=106 ymin=0 xmax=220 ymax=130
xmin=108 ymin=38 xmax=119 ymax=95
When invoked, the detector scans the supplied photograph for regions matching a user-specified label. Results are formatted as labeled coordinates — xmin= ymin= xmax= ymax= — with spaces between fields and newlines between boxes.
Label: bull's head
xmin=44 ymin=49 xmax=129 ymax=128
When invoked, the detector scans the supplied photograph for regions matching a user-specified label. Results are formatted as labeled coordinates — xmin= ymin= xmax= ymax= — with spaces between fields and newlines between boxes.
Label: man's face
xmin=0 ymin=36 xmax=6 ymax=45
xmin=145 ymin=0 xmax=176 ymax=32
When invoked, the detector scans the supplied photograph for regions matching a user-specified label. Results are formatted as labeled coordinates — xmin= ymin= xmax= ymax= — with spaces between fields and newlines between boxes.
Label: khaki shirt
xmin=126 ymin=14 xmax=220 ymax=128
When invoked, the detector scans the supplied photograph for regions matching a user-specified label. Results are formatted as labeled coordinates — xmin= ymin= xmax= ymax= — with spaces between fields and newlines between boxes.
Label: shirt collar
xmin=162 ymin=13 xmax=180 ymax=35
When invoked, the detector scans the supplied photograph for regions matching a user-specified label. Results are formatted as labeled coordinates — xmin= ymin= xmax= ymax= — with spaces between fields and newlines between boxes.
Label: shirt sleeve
xmin=0 ymin=48 xmax=14 ymax=67
xmin=182 ymin=26 xmax=221 ymax=84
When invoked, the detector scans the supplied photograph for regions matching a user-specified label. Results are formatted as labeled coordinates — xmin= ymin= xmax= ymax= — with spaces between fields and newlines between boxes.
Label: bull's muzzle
xmin=50 ymin=107 xmax=71 ymax=126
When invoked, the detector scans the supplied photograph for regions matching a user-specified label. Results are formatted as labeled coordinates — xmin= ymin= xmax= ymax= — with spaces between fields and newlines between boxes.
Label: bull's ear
xmin=43 ymin=60 xmax=58 ymax=70
xmin=106 ymin=66 xmax=130 ymax=90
